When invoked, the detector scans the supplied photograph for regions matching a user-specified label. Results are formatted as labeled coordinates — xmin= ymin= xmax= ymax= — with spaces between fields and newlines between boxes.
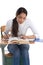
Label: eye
xmin=18 ymin=16 xmax=22 ymax=19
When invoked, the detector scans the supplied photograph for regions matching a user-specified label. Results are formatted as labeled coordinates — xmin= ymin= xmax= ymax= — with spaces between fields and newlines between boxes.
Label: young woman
xmin=4 ymin=7 xmax=39 ymax=65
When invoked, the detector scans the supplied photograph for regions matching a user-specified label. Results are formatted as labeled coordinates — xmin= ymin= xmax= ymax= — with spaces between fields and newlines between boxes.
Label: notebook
xmin=8 ymin=37 xmax=35 ymax=42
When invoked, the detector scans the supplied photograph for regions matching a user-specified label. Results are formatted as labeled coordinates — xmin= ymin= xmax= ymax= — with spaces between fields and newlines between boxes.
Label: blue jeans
xmin=7 ymin=44 xmax=30 ymax=65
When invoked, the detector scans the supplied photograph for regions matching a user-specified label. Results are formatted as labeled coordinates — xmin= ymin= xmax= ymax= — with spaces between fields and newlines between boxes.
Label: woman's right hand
xmin=3 ymin=34 xmax=9 ymax=39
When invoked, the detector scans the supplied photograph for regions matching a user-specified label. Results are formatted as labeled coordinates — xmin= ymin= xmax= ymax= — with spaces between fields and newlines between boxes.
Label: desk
xmin=0 ymin=39 xmax=34 ymax=65
xmin=0 ymin=38 xmax=43 ymax=65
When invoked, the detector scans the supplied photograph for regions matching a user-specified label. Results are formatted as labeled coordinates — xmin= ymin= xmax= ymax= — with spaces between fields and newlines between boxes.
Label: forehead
xmin=17 ymin=13 xmax=26 ymax=17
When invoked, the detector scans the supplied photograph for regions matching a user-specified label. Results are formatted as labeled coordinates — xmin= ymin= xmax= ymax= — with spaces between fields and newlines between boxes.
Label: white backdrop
xmin=0 ymin=0 xmax=43 ymax=65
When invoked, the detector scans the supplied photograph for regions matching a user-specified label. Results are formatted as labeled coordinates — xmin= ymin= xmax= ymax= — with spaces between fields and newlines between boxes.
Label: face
xmin=16 ymin=13 xmax=27 ymax=24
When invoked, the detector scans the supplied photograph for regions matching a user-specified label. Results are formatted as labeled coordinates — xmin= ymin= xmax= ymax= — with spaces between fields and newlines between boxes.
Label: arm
xmin=29 ymin=20 xmax=39 ymax=39
xmin=20 ymin=35 xmax=36 ymax=39
xmin=21 ymin=19 xmax=39 ymax=39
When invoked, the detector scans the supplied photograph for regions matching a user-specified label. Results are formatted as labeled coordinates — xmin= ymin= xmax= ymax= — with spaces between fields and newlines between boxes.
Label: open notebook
xmin=8 ymin=37 xmax=35 ymax=43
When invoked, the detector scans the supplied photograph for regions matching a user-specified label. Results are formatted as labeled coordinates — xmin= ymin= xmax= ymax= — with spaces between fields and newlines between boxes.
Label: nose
xmin=21 ymin=18 xmax=24 ymax=22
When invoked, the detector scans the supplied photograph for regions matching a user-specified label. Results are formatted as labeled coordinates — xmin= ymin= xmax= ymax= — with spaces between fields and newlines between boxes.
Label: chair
xmin=0 ymin=25 xmax=23 ymax=65
xmin=1 ymin=25 xmax=6 ymax=38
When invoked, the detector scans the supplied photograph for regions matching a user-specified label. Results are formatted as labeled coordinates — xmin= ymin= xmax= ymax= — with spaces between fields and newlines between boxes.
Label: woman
xmin=4 ymin=7 xmax=39 ymax=65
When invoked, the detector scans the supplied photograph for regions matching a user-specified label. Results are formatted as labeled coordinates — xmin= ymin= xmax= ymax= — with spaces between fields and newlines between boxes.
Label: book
xmin=8 ymin=37 xmax=35 ymax=43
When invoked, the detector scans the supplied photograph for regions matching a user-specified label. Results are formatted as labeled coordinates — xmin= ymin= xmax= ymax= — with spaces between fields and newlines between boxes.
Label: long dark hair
xmin=11 ymin=7 xmax=27 ymax=37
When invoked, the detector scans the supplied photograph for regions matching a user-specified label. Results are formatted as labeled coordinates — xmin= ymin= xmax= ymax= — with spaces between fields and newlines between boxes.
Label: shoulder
xmin=6 ymin=19 xmax=13 ymax=27
xmin=25 ymin=18 xmax=32 ymax=25
xmin=6 ymin=19 xmax=13 ymax=25
xmin=6 ymin=19 xmax=13 ymax=29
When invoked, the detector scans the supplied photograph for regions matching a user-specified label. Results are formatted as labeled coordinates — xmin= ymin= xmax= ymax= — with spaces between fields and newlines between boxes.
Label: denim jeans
xmin=7 ymin=44 xmax=30 ymax=65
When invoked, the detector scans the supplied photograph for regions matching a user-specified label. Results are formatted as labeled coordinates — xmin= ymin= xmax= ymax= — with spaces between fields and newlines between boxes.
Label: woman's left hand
xmin=20 ymin=35 xmax=27 ymax=39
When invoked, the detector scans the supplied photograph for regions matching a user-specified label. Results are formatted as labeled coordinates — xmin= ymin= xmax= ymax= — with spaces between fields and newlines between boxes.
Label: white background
xmin=0 ymin=0 xmax=43 ymax=65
